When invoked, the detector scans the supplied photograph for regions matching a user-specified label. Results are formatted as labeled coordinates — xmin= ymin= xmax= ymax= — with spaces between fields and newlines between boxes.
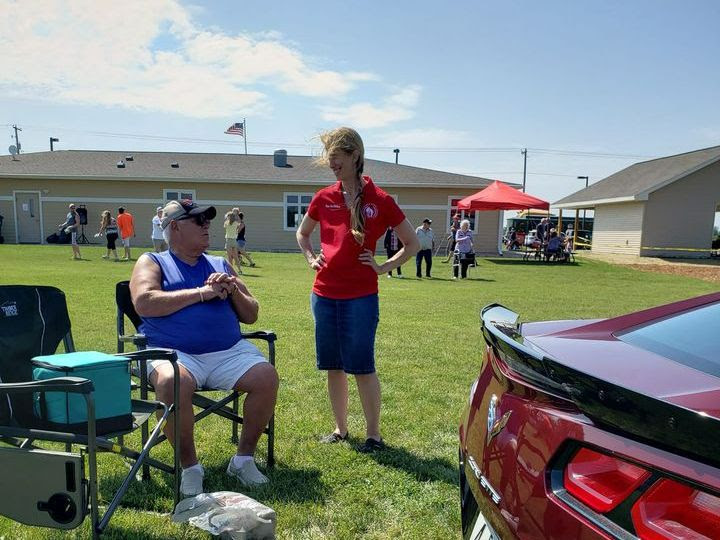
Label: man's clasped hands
xmin=200 ymin=272 xmax=242 ymax=301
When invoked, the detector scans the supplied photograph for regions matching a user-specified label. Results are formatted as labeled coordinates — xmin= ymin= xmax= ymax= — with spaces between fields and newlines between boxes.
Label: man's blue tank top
xmin=139 ymin=251 xmax=243 ymax=354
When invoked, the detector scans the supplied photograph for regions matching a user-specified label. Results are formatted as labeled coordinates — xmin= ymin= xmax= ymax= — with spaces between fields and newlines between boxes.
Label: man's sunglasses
xmin=176 ymin=213 xmax=211 ymax=226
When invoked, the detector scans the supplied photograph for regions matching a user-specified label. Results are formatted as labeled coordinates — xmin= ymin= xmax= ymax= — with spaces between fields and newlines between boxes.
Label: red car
xmin=459 ymin=293 xmax=720 ymax=539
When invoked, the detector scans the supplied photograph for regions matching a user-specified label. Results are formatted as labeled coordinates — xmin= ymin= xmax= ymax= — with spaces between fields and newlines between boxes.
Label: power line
xmin=528 ymin=147 xmax=655 ymax=159
xmin=475 ymin=171 xmax=591 ymax=178
xmin=4 ymin=123 xmax=658 ymax=159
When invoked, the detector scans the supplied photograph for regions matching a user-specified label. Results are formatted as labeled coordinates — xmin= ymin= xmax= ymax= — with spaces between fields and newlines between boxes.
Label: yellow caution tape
xmin=573 ymin=243 xmax=717 ymax=253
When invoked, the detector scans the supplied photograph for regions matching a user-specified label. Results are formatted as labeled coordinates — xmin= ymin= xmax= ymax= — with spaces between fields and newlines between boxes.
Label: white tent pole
xmin=498 ymin=210 xmax=504 ymax=255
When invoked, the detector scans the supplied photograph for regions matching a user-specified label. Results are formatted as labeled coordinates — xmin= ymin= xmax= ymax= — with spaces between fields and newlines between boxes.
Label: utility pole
xmin=12 ymin=124 xmax=22 ymax=154
xmin=521 ymin=148 xmax=527 ymax=192
xmin=50 ymin=137 xmax=60 ymax=151
xmin=393 ymin=148 xmax=399 ymax=164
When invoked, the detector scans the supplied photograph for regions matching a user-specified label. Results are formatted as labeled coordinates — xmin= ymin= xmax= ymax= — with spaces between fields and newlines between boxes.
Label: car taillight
xmin=564 ymin=447 xmax=650 ymax=513
xmin=631 ymin=478 xmax=720 ymax=540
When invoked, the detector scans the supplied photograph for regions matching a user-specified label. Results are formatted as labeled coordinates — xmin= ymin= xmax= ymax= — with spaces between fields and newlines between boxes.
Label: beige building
xmin=554 ymin=145 xmax=720 ymax=258
xmin=0 ymin=150 xmax=511 ymax=253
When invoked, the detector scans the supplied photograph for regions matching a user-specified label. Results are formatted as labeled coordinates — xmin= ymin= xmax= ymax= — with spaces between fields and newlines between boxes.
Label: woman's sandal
xmin=319 ymin=431 xmax=349 ymax=444
xmin=358 ymin=438 xmax=386 ymax=453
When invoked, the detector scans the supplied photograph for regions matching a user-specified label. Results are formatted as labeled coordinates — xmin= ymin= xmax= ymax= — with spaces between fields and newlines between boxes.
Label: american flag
xmin=224 ymin=122 xmax=245 ymax=137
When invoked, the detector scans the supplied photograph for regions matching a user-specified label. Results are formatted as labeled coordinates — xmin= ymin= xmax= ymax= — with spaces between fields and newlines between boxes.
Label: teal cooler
xmin=32 ymin=352 xmax=132 ymax=435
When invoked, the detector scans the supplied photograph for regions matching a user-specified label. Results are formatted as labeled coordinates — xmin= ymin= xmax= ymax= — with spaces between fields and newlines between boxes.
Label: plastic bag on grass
xmin=172 ymin=491 xmax=276 ymax=539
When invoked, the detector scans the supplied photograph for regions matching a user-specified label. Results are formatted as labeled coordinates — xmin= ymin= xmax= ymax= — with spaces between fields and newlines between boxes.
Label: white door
xmin=14 ymin=192 xmax=42 ymax=243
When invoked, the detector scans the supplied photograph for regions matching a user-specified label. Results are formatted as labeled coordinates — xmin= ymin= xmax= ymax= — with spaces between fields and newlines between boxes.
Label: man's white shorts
xmin=147 ymin=339 xmax=267 ymax=390
xmin=121 ymin=237 xmax=131 ymax=247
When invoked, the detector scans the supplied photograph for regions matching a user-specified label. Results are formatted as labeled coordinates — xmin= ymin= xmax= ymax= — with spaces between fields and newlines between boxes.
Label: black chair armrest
xmin=116 ymin=348 xmax=178 ymax=364
xmin=242 ymin=330 xmax=277 ymax=342
xmin=0 ymin=376 xmax=94 ymax=395
xmin=119 ymin=333 xmax=148 ymax=347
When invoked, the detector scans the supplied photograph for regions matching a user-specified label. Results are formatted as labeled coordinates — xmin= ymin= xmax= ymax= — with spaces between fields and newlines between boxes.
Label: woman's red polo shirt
xmin=307 ymin=176 xmax=405 ymax=299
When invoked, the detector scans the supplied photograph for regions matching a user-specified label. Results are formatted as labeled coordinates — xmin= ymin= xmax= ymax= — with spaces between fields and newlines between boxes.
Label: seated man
xmin=546 ymin=231 xmax=562 ymax=260
xmin=130 ymin=199 xmax=279 ymax=497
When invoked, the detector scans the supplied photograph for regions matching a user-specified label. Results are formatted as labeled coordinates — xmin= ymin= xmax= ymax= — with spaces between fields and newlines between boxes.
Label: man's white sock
xmin=183 ymin=463 xmax=203 ymax=473
xmin=232 ymin=454 xmax=254 ymax=467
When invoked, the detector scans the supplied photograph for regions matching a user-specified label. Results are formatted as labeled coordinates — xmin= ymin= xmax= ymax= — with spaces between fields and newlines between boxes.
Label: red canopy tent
xmin=457 ymin=180 xmax=549 ymax=211
xmin=456 ymin=180 xmax=549 ymax=254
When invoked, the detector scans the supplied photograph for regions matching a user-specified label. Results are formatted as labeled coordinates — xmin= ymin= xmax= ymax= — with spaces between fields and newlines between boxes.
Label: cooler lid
xmin=32 ymin=351 xmax=129 ymax=371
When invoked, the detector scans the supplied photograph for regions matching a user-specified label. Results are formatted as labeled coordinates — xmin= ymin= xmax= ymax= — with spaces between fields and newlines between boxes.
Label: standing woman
xmin=97 ymin=210 xmax=119 ymax=260
xmin=453 ymin=219 xmax=474 ymax=279
xmin=296 ymin=127 xmax=419 ymax=452
xmin=224 ymin=210 xmax=242 ymax=274
xmin=235 ymin=211 xmax=256 ymax=267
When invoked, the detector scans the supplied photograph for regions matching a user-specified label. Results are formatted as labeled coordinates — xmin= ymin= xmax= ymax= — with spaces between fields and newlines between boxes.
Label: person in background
xmin=383 ymin=227 xmax=404 ymax=278
xmin=224 ymin=210 xmax=242 ymax=274
xmin=151 ymin=206 xmax=167 ymax=252
xmin=546 ymin=230 xmax=563 ymax=260
xmin=505 ymin=227 xmax=521 ymax=250
xmin=443 ymin=213 xmax=461 ymax=262
xmin=296 ymin=126 xmax=419 ymax=453
xmin=233 ymin=209 xmax=256 ymax=268
xmin=453 ymin=219 xmax=474 ymax=279
xmin=536 ymin=217 xmax=549 ymax=245
xmin=58 ymin=203 xmax=81 ymax=260
xmin=415 ymin=218 xmax=435 ymax=278
xmin=116 ymin=206 xmax=135 ymax=261
xmin=97 ymin=210 xmax=119 ymax=260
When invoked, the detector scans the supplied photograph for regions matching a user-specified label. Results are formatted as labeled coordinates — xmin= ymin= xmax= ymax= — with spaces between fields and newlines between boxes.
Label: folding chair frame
xmin=0 ymin=349 xmax=181 ymax=538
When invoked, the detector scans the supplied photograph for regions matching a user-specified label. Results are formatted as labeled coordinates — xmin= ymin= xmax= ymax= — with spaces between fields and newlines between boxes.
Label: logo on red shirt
xmin=362 ymin=203 xmax=378 ymax=219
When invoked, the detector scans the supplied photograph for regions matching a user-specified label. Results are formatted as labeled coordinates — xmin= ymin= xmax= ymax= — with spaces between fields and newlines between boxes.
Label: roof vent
xmin=116 ymin=160 xmax=125 ymax=168
xmin=273 ymin=149 xmax=288 ymax=167
xmin=125 ymin=155 xmax=134 ymax=161
xmin=171 ymin=161 xmax=179 ymax=168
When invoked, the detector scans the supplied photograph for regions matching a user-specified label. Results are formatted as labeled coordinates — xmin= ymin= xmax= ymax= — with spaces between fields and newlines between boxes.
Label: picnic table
xmin=521 ymin=243 xmax=575 ymax=263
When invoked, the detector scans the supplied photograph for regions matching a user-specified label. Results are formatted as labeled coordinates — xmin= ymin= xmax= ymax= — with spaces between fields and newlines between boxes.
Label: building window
xmin=449 ymin=197 xmax=478 ymax=232
xmin=163 ymin=189 xmax=196 ymax=202
xmin=284 ymin=192 xmax=313 ymax=230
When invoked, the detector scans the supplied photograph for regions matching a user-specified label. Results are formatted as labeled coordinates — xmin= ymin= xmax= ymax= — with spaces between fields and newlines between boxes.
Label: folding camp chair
xmin=115 ymin=280 xmax=276 ymax=478
xmin=0 ymin=285 xmax=181 ymax=538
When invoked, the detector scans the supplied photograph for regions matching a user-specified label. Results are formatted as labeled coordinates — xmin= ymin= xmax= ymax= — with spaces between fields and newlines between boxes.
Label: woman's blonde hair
xmin=224 ymin=211 xmax=236 ymax=227
xmin=316 ymin=127 xmax=366 ymax=244
xmin=100 ymin=210 xmax=111 ymax=228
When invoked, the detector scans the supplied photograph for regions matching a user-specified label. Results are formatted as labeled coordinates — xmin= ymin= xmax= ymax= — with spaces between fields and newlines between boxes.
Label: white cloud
xmin=320 ymin=85 xmax=421 ymax=129
xmin=0 ymin=0 xmax=386 ymax=118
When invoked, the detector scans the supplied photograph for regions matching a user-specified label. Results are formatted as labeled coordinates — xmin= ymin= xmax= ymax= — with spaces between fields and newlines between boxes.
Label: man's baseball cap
xmin=423 ymin=218 xmax=432 ymax=224
xmin=161 ymin=199 xmax=216 ymax=229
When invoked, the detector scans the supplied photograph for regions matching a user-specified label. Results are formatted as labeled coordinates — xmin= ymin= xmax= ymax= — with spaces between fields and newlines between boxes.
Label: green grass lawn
xmin=0 ymin=245 xmax=716 ymax=539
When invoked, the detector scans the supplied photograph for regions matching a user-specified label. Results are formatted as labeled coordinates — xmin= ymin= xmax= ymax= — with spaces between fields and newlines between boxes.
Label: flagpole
xmin=244 ymin=117 xmax=248 ymax=155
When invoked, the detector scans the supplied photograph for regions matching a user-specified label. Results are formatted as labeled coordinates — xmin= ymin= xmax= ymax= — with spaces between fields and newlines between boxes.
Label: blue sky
xmin=2 ymin=0 xmax=719 ymax=208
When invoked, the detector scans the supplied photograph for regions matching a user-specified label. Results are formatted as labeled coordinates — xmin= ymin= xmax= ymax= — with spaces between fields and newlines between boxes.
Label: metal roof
xmin=0 ymin=150 xmax=510 ymax=189
xmin=554 ymin=145 xmax=720 ymax=209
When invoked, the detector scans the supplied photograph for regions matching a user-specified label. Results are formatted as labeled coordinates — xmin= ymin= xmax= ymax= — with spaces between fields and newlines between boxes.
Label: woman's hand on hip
xmin=358 ymin=249 xmax=382 ymax=274
xmin=309 ymin=252 xmax=326 ymax=271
